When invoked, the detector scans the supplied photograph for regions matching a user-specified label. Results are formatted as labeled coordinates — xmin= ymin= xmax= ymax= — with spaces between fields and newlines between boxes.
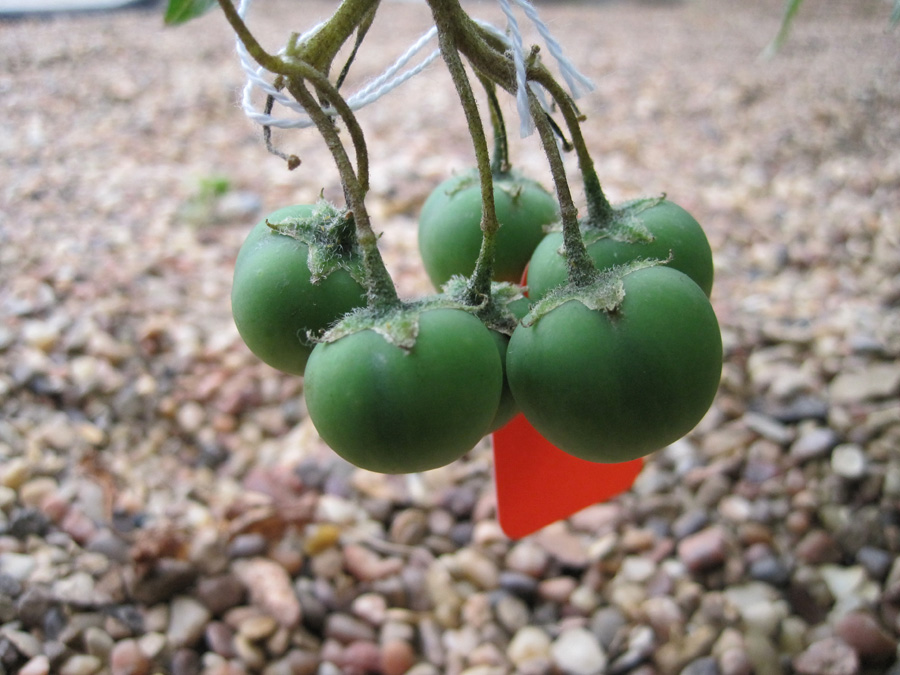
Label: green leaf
xmin=164 ymin=0 xmax=219 ymax=25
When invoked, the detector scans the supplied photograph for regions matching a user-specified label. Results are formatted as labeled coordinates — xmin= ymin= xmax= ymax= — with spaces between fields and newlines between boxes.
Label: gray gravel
xmin=2 ymin=0 xmax=900 ymax=674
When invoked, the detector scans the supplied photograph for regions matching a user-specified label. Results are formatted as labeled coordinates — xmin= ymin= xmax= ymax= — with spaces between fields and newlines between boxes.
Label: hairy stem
xmin=216 ymin=0 xmax=370 ymax=192
xmin=528 ymin=90 xmax=596 ymax=288
xmin=427 ymin=5 xmax=614 ymax=227
xmin=288 ymin=82 xmax=398 ymax=308
xmin=429 ymin=0 xmax=498 ymax=304
xmin=292 ymin=0 xmax=381 ymax=75
xmin=530 ymin=68 xmax=614 ymax=226
xmin=477 ymin=73 xmax=510 ymax=175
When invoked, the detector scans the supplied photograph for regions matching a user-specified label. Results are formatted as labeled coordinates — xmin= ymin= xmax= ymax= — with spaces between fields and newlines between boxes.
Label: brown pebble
xmin=678 ymin=526 xmax=729 ymax=572
xmin=196 ymin=574 xmax=246 ymax=616
xmin=109 ymin=638 xmax=151 ymax=675
xmin=835 ymin=611 xmax=897 ymax=665
xmin=340 ymin=641 xmax=383 ymax=675
xmin=204 ymin=622 xmax=236 ymax=658
xmin=381 ymin=639 xmax=416 ymax=675
xmin=795 ymin=530 xmax=842 ymax=565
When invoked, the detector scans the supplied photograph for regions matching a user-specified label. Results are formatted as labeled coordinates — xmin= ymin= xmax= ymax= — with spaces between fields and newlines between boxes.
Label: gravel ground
xmin=2 ymin=1 xmax=900 ymax=674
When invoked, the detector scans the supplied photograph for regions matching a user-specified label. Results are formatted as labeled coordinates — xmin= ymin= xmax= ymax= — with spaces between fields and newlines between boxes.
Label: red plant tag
xmin=492 ymin=414 xmax=643 ymax=539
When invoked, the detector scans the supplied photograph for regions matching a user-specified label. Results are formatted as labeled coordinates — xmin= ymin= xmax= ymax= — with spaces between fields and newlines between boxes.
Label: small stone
xmin=792 ymin=637 xmax=859 ymax=675
xmin=831 ymin=444 xmax=868 ymax=480
xmin=504 ymin=540 xmax=550 ymax=578
xmin=341 ymin=641 xmax=382 ymax=674
xmin=109 ymin=638 xmax=151 ymax=675
xmin=507 ymin=626 xmax=552 ymax=667
xmin=748 ymin=555 xmax=791 ymax=587
xmin=718 ymin=648 xmax=753 ymax=675
xmin=3 ymin=627 xmax=42 ymax=658
xmin=829 ymin=363 xmax=900 ymax=403
xmin=19 ymin=655 xmax=51 ymax=675
xmin=59 ymin=654 xmax=103 ymax=675
xmin=795 ymin=530 xmax=842 ymax=564
xmin=678 ymin=526 xmax=729 ymax=572
xmin=455 ymin=548 xmax=499 ymax=590
xmin=0 ymin=552 xmax=37 ymax=581
xmin=83 ymin=626 xmax=115 ymax=659
xmin=196 ymin=574 xmax=246 ymax=615
xmin=351 ymin=592 xmax=387 ymax=626
xmin=325 ymin=612 xmax=377 ymax=643
xmin=239 ymin=614 xmax=278 ymax=641
xmin=590 ymin=607 xmax=628 ymax=652
xmin=855 ymin=546 xmax=893 ymax=580
xmin=233 ymin=633 xmax=267 ymax=670
xmin=16 ymin=585 xmax=57 ymax=628
xmin=381 ymin=639 xmax=416 ymax=675
xmin=233 ymin=557 xmax=301 ymax=627
xmin=835 ymin=611 xmax=897 ymax=665
xmin=538 ymin=575 xmax=577 ymax=603
xmin=389 ymin=508 xmax=428 ymax=546
xmin=743 ymin=411 xmax=794 ymax=445
xmin=495 ymin=593 xmax=530 ymax=633
xmin=534 ymin=522 xmax=589 ymax=568
xmin=790 ymin=427 xmax=839 ymax=463
xmin=680 ymin=657 xmax=720 ymax=675
xmin=205 ymin=621 xmax=236 ymax=657
xmin=138 ymin=632 xmax=167 ymax=660
xmin=344 ymin=544 xmax=404 ymax=582
xmin=169 ymin=648 xmax=201 ymax=675
xmin=166 ymin=595 xmax=212 ymax=649
xmin=551 ymin=627 xmax=607 ymax=675
xmin=303 ymin=523 xmax=341 ymax=555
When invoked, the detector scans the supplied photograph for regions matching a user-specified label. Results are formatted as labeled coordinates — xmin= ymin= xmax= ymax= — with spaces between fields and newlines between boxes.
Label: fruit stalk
xmin=527 ymin=90 xmax=596 ymax=288
xmin=429 ymin=0 xmax=500 ymax=305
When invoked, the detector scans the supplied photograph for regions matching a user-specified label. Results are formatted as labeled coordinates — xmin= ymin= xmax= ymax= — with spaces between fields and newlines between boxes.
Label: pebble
xmin=325 ymin=612 xmax=377 ymax=643
xmin=831 ymin=443 xmax=868 ymax=480
xmin=551 ymin=627 xmax=608 ymax=675
xmin=507 ymin=626 xmax=552 ymax=667
xmin=790 ymin=427 xmax=840 ymax=463
xmin=109 ymin=638 xmax=152 ymax=675
xmin=835 ymin=611 xmax=897 ymax=665
xmin=59 ymin=654 xmax=103 ymax=675
xmin=381 ymin=639 xmax=417 ymax=675
xmin=167 ymin=596 xmax=212 ymax=649
xmin=677 ymin=526 xmax=729 ymax=572
xmin=792 ymin=637 xmax=859 ymax=675
xmin=19 ymin=655 xmax=51 ymax=675
xmin=829 ymin=363 xmax=900 ymax=403
xmin=343 ymin=544 xmax=404 ymax=582
xmin=233 ymin=558 xmax=301 ymax=627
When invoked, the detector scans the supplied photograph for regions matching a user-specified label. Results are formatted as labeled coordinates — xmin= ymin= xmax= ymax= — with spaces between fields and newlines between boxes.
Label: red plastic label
xmin=492 ymin=414 xmax=643 ymax=539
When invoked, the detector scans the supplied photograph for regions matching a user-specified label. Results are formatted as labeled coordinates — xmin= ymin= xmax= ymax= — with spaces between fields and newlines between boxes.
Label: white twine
xmin=235 ymin=0 xmax=593 ymax=138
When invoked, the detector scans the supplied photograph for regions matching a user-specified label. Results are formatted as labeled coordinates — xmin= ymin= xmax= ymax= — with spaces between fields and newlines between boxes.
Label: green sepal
xmin=267 ymin=199 xmax=365 ymax=286
xmin=317 ymin=294 xmax=479 ymax=351
xmin=521 ymin=258 xmax=665 ymax=328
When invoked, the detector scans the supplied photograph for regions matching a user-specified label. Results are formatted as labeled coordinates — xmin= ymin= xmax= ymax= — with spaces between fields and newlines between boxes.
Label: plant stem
xmin=477 ymin=74 xmax=510 ymax=175
xmin=426 ymin=6 xmax=614 ymax=227
xmin=428 ymin=0 xmax=498 ymax=305
xmin=530 ymin=68 xmax=614 ymax=226
xmin=289 ymin=82 xmax=399 ymax=309
xmin=216 ymin=0 xmax=370 ymax=193
xmin=528 ymin=90 xmax=596 ymax=288
xmin=292 ymin=0 xmax=380 ymax=75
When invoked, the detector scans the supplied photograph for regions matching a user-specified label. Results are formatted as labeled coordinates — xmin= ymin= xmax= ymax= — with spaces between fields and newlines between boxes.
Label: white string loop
xmin=234 ymin=0 xmax=593 ymax=137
